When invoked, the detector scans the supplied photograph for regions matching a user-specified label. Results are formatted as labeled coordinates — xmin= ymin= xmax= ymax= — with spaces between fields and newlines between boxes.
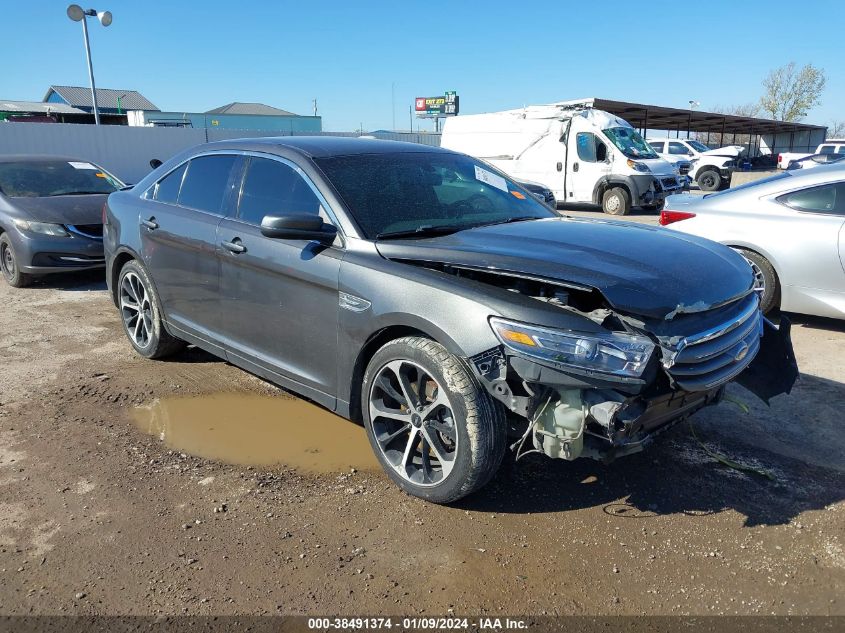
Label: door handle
xmin=556 ymin=162 xmax=563 ymax=172
xmin=573 ymin=162 xmax=579 ymax=172
xmin=141 ymin=217 xmax=159 ymax=230
xmin=221 ymin=239 xmax=246 ymax=254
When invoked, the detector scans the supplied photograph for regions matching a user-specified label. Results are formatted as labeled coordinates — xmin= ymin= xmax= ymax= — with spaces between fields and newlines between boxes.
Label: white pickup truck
xmin=646 ymin=138 xmax=738 ymax=191
xmin=777 ymin=141 xmax=845 ymax=169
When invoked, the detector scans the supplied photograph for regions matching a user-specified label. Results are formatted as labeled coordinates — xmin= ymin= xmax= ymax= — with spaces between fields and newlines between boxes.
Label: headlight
xmin=13 ymin=219 xmax=69 ymax=236
xmin=490 ymin=317 xmax=655 ymax=378
xmin=626 ymin=159 xmax=651 ymax=173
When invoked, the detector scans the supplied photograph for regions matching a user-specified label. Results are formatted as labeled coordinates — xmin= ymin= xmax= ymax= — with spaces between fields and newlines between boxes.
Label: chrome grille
xmin=663 ymin=294 xmax=763 ymax=392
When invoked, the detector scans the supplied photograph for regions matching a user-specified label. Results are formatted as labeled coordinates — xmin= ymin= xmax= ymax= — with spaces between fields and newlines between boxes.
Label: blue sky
xmin=2 ymin=1 xmax=843 ymax=132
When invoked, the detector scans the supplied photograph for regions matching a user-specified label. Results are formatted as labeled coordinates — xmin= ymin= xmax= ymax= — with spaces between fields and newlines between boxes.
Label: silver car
xmin=660 ymin=164 xmax=845 ymax=319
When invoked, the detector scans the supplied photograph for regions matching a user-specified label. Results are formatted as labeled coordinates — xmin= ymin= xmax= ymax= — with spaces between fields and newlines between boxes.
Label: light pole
xmin=687 ymin=100 xmax=700 ymax=139
xmin=67 ymin=4 xmax=112 ymax=126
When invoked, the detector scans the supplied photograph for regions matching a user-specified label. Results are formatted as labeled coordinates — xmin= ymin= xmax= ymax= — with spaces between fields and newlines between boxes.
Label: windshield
xmin=687 ymin=140 xmax=712 ymax=153
xmin=602 ymin=127 xmax=658 ymax=159
xmin=0 ymin=160 xmax=123 ymax=198
xmin=314 ymin=152 xmax=556 ymax=239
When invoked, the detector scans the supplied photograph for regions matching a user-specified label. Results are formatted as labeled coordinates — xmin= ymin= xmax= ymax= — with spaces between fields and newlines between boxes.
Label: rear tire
xmin=737 ymin=249 xmax=780 ymax=314
xmin=361 ymin=336 xmax=506 ymax=504
xmin=602 ymin=187 xmax=631 ymax=216
xmin=117 ymin=260 xmax=185 ymax=359
xmin=0 ymin=234 xmax=33 ymax=288
xmin=697 ymin=169 xmax=721 ymax=192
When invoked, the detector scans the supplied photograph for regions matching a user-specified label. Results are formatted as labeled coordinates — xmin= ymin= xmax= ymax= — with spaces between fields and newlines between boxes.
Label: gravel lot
xmin=0 ymin=251 xmax=843 ymax=616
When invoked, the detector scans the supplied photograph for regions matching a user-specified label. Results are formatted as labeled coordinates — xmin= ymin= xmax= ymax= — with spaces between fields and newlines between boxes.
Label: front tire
xmin=737 ymin=249 xmax=780 ymax=314
xmin=697 ymin=169 xmax=721 ymax=192
xmin=602 ymin=187 xmax=631 ymax=215
xmin=361 ymin=336 xmax=506 ymax=504
xmin=117 ymin=260 xmax=185 ymax=359
xmin=0 ymin=234 xmax=33 ymax=288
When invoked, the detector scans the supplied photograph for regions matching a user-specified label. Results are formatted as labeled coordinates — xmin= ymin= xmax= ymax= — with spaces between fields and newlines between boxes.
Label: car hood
xmin=8 ymin=194 xmax=107 ymax=225
xmin=702 ymin=146 xmax=743 ymax=158
xmin=375 ymin=217 xmax=754 ymax=320
xmin=639 ymin=157 xmax=677 ymax=177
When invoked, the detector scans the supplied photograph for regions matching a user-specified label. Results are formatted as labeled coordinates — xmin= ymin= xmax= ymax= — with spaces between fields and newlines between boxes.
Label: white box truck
xmin=441 ymin=100 xmax=683 ymax=215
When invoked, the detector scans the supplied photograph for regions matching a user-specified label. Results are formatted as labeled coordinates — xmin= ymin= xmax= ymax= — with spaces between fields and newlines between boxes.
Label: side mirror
xmin=149 ymin=159 xmax=163 ymax=169
xmin=260 ymin=213 xmax=337 ymax=242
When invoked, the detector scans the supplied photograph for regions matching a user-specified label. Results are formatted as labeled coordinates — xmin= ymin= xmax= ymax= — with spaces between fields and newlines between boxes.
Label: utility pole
xmin=312 ymin=98 xmax=318 ymax=117
xmin=391 ymin=82 xmax=396 ymax=130
xmin=67 ymin=5 xmax=112 ymax=126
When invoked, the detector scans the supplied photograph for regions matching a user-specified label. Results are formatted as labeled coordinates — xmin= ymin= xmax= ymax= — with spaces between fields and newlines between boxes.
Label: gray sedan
xmin=0 ymin=155 xmax=123 ymax=287
xmin=104 ymin=137 xmax=797 ymax=503
xmin=660 ymin=164 xmax=845 ymax=319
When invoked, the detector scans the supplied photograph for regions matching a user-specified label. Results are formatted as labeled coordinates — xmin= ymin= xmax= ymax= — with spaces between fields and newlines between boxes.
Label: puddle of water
xmin=133 ymin=393 xmax=379 ymax=473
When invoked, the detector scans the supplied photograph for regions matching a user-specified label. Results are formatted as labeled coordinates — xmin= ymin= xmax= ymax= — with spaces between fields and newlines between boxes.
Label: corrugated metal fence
xmin=0 ymin=122 xmax=441 ymax=183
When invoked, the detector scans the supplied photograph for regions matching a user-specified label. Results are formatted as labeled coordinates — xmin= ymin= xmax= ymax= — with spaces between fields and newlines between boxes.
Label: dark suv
xmin=104 ymin=137 xmax=797 ymax=503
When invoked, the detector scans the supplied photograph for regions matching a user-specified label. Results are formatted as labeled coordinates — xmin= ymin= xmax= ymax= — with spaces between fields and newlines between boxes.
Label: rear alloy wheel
xmin=697 ymin=169 xmax=721 ymax=192
xmin=0 ymin=234 xmax=33 ymax=288
xmin=737 ymin=249 xmax=780 ymax=314
xmin=362 ymin=336 xmax=505 ymax=503
xmin=602 ymin=187 xmax=631 ymax=215
xmin=118 ymin=260 xmax=185 ymax=359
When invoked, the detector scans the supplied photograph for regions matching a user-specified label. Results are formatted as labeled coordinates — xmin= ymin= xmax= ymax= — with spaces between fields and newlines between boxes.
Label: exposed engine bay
xmin=410 ymin=261 xmax=799 ymax=463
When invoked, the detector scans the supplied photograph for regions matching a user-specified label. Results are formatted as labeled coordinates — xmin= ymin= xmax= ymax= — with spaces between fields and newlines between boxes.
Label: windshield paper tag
xmin=68 ymin=161 xmax=98 ymax=170
xmin=474 ymin=165 xmax=508 ymax=192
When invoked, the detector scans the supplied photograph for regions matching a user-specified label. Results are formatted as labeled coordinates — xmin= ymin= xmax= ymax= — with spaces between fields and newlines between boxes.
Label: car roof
xmin=0 ymin=154 xmax=91 ymax=164
xmin=199 ymin=136 xmax=450 ymax=159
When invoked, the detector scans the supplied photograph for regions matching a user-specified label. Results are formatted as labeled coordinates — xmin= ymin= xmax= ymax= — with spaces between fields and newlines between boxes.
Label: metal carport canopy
xmin=588 ymin=98 xmax=826 ymax=136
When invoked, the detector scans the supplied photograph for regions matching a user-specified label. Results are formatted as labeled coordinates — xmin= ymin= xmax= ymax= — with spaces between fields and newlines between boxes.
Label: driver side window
xmin=576 ymin=133 xmax=606 ymax=163
xmin=669 ymin=142 xmax=690 ymax=155
xmin=237 ymin=158 xmax=325 ymax=225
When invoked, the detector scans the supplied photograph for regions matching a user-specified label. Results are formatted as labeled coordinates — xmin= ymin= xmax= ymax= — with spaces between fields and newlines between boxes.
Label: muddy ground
xmin=0 ymin=263 xmax=843 ymax=617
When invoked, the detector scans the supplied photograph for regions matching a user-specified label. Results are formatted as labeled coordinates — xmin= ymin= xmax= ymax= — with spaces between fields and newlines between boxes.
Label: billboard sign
xmin=415 ymin=91 xmax=459 ymax=117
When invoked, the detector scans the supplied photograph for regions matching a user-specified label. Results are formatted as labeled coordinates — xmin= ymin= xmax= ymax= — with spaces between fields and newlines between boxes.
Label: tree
xmin=828 ymin=120 xmax=845 ymax=139
xmin=760 ymin=62 xmax=826 ymax=121
xmin=694 ymin=103 xmax=762 ymax=147
xmin=714 ymin=103 xmax=762 ymax=118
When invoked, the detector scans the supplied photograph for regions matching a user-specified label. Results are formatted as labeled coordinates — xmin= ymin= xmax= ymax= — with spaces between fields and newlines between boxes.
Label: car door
xmin=565 ymin=117 xmax=611 ymax=204
xmin=773 ymin=181 xmax=845 ymax=311
xmin=216 ymin=154 xmax=343 ymax=402
xmin=140 ymin=153 xmax=239 ymax=344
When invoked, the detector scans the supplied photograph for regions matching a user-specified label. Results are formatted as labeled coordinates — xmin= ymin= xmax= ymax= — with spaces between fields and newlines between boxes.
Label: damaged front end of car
xmin=452 ymin=267 xmax=800 ymax=464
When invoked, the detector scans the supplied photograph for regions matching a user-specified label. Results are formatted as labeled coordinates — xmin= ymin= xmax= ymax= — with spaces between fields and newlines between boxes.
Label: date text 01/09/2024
xmin=306 ymin=617 xmax=528 ymax=630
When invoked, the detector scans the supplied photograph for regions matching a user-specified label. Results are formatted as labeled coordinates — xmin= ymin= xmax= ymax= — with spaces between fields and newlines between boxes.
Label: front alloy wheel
xmin=369 ymin=359 xmax=459 ymax=486
xmin=362 ymin=337 xmax=506 ymax=503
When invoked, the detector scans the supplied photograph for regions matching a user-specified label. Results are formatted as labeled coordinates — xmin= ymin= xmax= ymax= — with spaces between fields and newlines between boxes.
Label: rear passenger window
xmin=238 ymin=158 xmax=322 ymax=225
xmin=177 ymin=155 xmax=237 ymax=214
xmin=154 ymin=163 xmax=187 ymax=203
xmin=777 ymin=183 xmax=841 ymax=214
